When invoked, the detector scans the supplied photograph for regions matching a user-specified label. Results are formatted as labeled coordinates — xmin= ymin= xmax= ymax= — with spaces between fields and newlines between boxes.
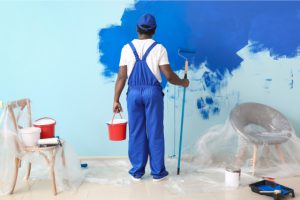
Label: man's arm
xmin=113 ymin=66 xmax=127 ymax=113
xmin=159 ymin=64 xmax=189 ymax=87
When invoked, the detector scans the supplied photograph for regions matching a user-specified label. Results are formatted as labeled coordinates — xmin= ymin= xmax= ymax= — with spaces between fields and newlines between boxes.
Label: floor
xmin=1 ymin=167 xmax=299 ymax=200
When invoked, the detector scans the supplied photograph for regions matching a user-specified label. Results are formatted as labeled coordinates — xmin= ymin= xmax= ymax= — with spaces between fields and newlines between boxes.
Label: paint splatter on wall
xmin=99 ymin=1 xmax=300 ymax=119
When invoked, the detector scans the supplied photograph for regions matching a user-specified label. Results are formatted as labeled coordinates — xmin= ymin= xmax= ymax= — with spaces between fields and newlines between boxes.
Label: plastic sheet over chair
xmin=0 ymin=103 xmax=84 ymax=195
xmin=192 ymin=103 xmax=300 ymax=178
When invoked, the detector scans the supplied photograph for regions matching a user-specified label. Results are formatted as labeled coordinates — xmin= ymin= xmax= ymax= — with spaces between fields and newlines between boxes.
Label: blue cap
xmin=137 ymin=14 xmax=156 ymax=31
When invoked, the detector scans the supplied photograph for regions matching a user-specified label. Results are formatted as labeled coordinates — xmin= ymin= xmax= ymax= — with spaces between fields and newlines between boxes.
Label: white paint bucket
xmin=225 ymin=167 xmax=241 ymax=188
xmin=19 ymin=127 xmax=41 ymax=146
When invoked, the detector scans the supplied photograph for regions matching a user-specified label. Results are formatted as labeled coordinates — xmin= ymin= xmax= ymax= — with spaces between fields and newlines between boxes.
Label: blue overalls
xmin=127 ymin=41 xmax=168 ymax=179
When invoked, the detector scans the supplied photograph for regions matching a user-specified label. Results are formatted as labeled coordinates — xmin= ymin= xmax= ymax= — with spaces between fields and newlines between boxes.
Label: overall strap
xmin=128 ymin=42 xmax=140 ymax=61
xmin=142 ymin=42 xmax=158 ymax=61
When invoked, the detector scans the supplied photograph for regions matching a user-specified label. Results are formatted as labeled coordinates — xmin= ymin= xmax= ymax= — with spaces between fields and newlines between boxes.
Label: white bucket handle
xmin=111 ymin=112 xmax=123 ymax=124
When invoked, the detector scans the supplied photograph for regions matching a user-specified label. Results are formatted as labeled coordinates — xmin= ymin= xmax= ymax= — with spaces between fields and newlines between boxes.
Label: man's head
xmin=137 ymin=14 xmax=156 ymax=36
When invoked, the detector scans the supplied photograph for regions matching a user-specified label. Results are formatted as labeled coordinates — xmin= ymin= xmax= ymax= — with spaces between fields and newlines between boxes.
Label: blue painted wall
xmin=1 ymin=1 xmax=300 ymax=156
xmin=100 ymin=1 xmax=300 ymax=120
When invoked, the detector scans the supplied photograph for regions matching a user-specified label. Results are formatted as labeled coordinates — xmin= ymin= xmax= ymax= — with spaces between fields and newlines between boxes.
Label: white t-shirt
xmin=119 ymin=39 xmax=169 ymax=83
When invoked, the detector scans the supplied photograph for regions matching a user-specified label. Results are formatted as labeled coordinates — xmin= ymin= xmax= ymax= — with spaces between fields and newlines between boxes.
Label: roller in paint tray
xmin=38 ymin=137 xmax=62 ymax=147
xmin=249 ymin=180 xmax=295 ymax=200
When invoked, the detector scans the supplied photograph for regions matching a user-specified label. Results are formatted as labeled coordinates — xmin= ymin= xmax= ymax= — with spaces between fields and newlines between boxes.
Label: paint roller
xmin=177 ymin=48 xmax=196 ymax=175
xmin=178 ymin=48 xmax=196 ymax=79
xmin=38 ymin=137 xmax=62 ymax=146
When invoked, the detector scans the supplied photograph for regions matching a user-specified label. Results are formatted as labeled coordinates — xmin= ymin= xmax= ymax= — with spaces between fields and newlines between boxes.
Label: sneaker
xmin=131 ymin=176 xmax=142 ymax=182
xmin=153 ymin=175 xmax=168 ymax=182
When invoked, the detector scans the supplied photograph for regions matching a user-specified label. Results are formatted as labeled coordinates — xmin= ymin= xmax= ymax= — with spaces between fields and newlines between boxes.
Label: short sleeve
xmin=158 ymin=46 xmax=169 ymax=66
xmin=119 ymin=46 xmax=127 ymax=66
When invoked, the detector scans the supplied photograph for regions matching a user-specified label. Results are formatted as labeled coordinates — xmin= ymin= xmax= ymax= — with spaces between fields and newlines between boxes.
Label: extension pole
xmin=177 ymin=59 xmax=188 ymax=175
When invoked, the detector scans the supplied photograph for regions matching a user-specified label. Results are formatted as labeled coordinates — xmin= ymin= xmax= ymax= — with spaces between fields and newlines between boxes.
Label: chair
xmin=6 ymin=98 xmax=65 ymax=195
xmin=230 ymin=102 xmax=293 ymax=175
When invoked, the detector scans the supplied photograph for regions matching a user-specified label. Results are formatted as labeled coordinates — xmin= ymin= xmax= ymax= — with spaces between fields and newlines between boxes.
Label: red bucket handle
xmin=111 ymin=112 xmax=123 ymax=124
xmin=34 ymin=117 xmax=56 ymax=125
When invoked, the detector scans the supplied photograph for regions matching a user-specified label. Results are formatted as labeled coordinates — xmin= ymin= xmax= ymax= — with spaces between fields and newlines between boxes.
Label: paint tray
xmin=249 ymin=180 xmax=295 ymax=200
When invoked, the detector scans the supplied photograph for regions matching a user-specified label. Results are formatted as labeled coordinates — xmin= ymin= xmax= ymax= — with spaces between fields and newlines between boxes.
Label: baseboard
xmin=79 ymin=155 xmax=191 ymax=161
xmin=79 ymin=155 xmax=128 ymax=160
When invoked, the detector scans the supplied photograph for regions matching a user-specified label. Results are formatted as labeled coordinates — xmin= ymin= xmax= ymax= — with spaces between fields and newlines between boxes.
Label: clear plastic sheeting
xmin=192 ymin=102 xmax=300 ymax=179
xmin=0 ymin=103 xmax=84 ymax=196
xmin=19 ymin=142 xmax=84 ymax=191
xmin=84 ymin=159 xmax=132 ymax=185
xmin=0 ymin=106 xmax=22 ymax=195
xmin=167 ymin=172 xmax=256 ymax=194
xmin=164 ymin=158 xmax=258 ymax=194
xmin=231 ymin=102 xmax=293 ymax=145
xmin=82 ymin=157 xmax=258 ymax=194
xmin=82 ymin=102 xmax=300 ymax=194
xmin=2 ymin=101 xmax=300 ymax=195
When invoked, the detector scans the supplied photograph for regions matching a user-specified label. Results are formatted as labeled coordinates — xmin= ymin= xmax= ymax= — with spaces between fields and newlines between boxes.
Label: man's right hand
xmin=113 ymin=101 xmax=122 ymax=113
xmin=181 ymin=79 xmax=189 ymax=88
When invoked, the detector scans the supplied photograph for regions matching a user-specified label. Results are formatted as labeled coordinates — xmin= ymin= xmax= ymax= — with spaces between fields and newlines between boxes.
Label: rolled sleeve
xmin=159 ymin=46 xmax=169 ymax=66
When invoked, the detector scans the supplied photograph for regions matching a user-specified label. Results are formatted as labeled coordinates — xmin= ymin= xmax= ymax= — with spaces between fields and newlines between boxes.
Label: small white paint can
xmin=19 ymin=127 xmax=41 ymax=146
xmin=225 ymin=167 xmax=241 ymax=188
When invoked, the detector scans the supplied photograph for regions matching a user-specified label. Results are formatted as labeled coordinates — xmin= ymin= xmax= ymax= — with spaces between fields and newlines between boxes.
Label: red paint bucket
xmin=33 ymin=117 xmax=56 ymax=139
xmin=107 ymin=113 xmax=127 ymax=141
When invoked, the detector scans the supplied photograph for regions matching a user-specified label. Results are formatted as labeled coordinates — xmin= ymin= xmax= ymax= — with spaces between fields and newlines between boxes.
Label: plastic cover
xmin=2 ymin=101 xmax=300 ymax=195
xmin=192 ymin=102 xmax=300 ymax=178
xmin=83 ymin=102 xmax=300 ymax=194
xmin=0 ymin=105 xmax=84 ymax=195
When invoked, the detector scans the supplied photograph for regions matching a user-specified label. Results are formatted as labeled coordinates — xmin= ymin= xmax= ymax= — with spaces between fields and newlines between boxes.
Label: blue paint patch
xmin=99 ymin=1 xmax=300 ymax=79
xmin=197 ymin=96 xmax=220 ymax=119
xmin=202 ymin=72 xmax=221 ymax=94
xmin=197 ymin=98 xmax=205 ymax=109
xmin=290 ymin=79 xmax=294 ymax=89
xmin=99 ymin=26 xmax=131 ymax=77
xmin=212 ymin=107 xmax=220 ymax=115
xmin=200 ymin=109 xmax=209 ymax=120
xmin=205 ymin=96 xmax=214 ymax=105
xmin=99 ymin=1 xmax=300 ymax=119
xmin=290 ymin=70 xmax=294 ymax=89
xmin=249 ymin=3 xmax=300 ymax=58
xmin=264 ymin=78 xmax=272 ymax=90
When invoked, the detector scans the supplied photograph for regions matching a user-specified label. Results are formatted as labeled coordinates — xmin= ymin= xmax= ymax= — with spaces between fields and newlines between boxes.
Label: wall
xmin=1 ymin=1 xmax=299 ymax=156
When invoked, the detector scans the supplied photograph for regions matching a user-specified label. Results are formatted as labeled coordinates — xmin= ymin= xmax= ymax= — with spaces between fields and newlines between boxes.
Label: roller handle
xmin=184 ymin=59 xmax=188 ymax=79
